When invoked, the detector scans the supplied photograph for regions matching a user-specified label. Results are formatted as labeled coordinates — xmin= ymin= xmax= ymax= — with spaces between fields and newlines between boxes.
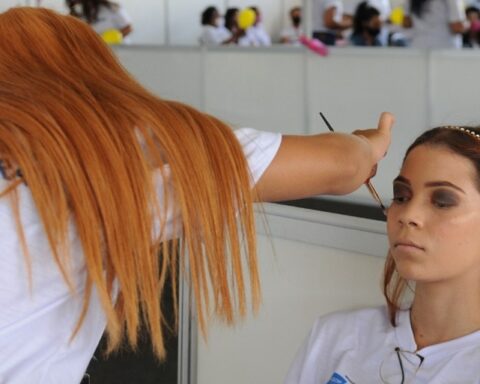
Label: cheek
xmin=432 ymin=214 xmax=480 ymax=259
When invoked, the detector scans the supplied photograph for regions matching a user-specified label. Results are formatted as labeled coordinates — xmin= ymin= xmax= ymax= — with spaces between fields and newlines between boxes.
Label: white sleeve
xmin=157 ymin=128 xmax=282 ymax=240
xmin=200 ymin=27 xmax=223 ymax=45
xmin=447 ymin=0 xmax=466 ymax=22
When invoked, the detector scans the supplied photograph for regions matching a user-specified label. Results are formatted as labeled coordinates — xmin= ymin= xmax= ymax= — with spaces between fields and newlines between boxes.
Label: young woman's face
xmin=387 ymin=144 xmax=480 ymax=284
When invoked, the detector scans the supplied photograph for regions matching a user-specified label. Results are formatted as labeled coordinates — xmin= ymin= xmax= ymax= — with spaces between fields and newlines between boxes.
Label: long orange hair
xmin=0 ymin=7 xmax=260 ymax=359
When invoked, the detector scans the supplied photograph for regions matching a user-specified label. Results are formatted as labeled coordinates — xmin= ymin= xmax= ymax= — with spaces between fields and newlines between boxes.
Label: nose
xmin=389 ymin=200 xmax=423 ymax=228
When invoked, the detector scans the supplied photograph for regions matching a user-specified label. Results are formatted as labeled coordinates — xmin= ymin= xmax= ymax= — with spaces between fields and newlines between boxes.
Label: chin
xmin=393 ymin=258 xmax=424 ymax=281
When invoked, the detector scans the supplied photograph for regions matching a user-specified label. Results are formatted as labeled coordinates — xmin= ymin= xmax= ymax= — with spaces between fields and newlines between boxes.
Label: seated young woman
xmin=286 ymin=125 xmax=480 ymax=383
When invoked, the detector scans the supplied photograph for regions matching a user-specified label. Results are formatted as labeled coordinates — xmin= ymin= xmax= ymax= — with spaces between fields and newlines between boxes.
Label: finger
xmin=377 ymin=112 xmax=395 ymax=135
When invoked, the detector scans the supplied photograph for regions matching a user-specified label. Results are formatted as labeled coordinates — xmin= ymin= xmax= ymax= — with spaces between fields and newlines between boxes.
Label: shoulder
xmin=309 ymin=306 xmax=390 ymax=343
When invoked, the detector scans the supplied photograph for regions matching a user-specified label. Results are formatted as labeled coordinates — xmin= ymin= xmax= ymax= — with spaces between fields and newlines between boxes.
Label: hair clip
xmin=443 ymin=126 xmax=480 ymax=140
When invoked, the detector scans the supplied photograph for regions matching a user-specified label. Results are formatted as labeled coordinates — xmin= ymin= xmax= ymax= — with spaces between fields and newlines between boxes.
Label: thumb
xmin=377 ymin=112 xmax=395 ymax=136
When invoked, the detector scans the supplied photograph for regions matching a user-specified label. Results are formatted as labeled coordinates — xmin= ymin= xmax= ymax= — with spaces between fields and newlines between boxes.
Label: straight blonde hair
xmin=0 ymin=7 xmax=260 ymax=359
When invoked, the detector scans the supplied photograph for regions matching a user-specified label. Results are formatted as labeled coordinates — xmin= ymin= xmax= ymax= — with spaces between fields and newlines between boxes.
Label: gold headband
xmin=443 ymin=126 xmax=480 ymax=140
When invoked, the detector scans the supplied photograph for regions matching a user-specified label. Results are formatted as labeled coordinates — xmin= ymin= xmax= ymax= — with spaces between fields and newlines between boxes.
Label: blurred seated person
xmin=199 ymin=6 xmax=240 ymax=46
xmin=241 ymin=6 xmax=272 ymax=46
xmin=280 ymin=6 xmax=302 ymax=45
xmin=403 ymin=0 xmax=467 ymax=49
xmin=224 ymin=8 xmax=240 ymax=35
xmin=66 ymin=0 xmax=132 ymax=39
xmin=350 ymin=2 xmax=383 ymax=46
xmin=463 ymin=6 xmax=480 ymax=47
xmin=312 ymin=0 xmax=352 ymax=45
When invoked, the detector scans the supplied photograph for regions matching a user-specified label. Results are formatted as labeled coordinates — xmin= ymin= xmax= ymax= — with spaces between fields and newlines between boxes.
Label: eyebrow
xmin=393 ymin=175 xmax=466 ymax=194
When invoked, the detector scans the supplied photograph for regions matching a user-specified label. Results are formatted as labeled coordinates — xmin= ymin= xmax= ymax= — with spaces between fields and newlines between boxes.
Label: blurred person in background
xmin=242 ymin=6 xmax=272 ymax=46
xmin=403 ymin=0 xmax=467 ymax=49
xmin=199 ymin=6 xmax=240 ymax=46
xmin=312 ymin=0 xmax=353 ymax=45
xmin=463 ymin=5 xmax=480 ymax=47
xmin=350 ymin=1 xmax=383 ymax=46
xmin=280 ymin=6 xmax=302 ymax=45
xmin=66 ymin=0 xmax=132 ymax=40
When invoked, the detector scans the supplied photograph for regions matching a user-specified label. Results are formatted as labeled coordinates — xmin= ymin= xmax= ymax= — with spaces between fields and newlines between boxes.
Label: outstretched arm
xmin=254 ymin=112 xmax=394 ymax=201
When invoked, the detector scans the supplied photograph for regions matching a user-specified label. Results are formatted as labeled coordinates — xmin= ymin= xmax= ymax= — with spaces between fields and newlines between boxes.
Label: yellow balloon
xmin=101 ymin=29 xmax=123 ymax=45
xmin=390 ymin=6 xmax=404 ymax=26
xmin=237 ymin=8 xmax=256 ymax=30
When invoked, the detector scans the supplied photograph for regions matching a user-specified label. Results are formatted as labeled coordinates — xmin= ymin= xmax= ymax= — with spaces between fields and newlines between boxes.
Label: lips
xmin=394 ymin=240 xmax=425 ymax=251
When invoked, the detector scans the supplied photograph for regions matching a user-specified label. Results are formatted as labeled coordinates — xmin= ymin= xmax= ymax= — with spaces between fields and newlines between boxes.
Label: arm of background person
xmin=254 ymin=112 xmax=394 ymax=201
xmin=448 ymin=0 xmax=468 ymax=34
xmin=323 ymin=6 xmax=352 ymax=31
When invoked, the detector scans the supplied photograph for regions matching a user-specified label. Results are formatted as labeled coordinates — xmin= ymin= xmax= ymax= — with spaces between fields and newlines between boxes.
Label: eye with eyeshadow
xmin=392 ymin=183 xmax=411 ymax=204
xmin=431 ymin=189 xmax=460 ymax=209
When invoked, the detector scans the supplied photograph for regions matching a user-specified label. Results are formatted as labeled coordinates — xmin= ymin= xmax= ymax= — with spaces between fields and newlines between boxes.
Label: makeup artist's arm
xmin=254 ymin=112 xmax=393 ymax=202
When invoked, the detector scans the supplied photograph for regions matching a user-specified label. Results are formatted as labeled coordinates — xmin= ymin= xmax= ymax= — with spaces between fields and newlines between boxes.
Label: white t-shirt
xmin=238 ymin=24 xmax=272 ymax=46
xmin=280 ymin=25 xmax=302 ymax=45
xmin=405 ymin=0 xmax=466 ymax=49
xmin=312 ymin=0 xmax=344 ymax=33
xmin=199 ymin=25 xmax=232 ymax=45
xmin=0 ymin=128 xmax=282 ymax=384
xmin=285 ymin=306 xmax=480 ymax=383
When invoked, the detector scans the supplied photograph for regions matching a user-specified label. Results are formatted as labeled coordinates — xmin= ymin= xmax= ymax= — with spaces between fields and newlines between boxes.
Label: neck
xmin=411 ymin=276 xmax=480 ymax=349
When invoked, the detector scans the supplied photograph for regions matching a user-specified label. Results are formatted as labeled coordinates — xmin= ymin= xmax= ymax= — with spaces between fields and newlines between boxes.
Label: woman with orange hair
xmin=0 ymin=7 xmax=393 ymax=383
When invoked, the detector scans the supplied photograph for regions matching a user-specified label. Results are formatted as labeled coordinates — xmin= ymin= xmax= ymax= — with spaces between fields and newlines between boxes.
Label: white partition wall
xmin=429 ymin=50 xmax=480 ymax=127
xmin=204 ymin=47 xmax=306 ymax=134
xmin=115 ymin=47 xmax=204 ymax=109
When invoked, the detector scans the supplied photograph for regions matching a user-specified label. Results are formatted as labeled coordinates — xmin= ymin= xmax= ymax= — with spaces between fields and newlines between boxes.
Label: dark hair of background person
xmin=352 ymin=1 xmax=380 ymax=36
xmin=384 ymin=125 xmax=480 ymax=325
xmin=410 ymin=0 xmax=430 ymax=18
xmin=290 ymin=6 xmax=301 ymax=27
xmin=225 ymin=8 xmax=239 ymax=32
xmin=66 ymin=0 xmax=118 ymax=23
xmin=201 ymin=6 xmax=218 ymax=26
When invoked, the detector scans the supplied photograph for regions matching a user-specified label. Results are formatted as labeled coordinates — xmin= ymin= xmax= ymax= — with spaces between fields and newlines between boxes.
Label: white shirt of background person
xmin=89 ymin=5 xmax=132 ymax=44
xmin=239 ymin=24 xmax=272 ymax=46
xmin=280 ymin=25 xmax=302 ymax=45
xmin=405 ymin=0 xmax=466 ymax=49
xmin=312 ymin=0 xmax=344 ymax=33
xmin=199 ymin=24 xmax=232 ymax=45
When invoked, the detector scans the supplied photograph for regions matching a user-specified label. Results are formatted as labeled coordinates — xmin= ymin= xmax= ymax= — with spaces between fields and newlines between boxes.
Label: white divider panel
xmin=429 ymin=50 xmax=480 ymax=127
xmin=204 ymin=47 xmax=306 ymax=134
xmin=306 ymin=48 xmax=429 ymax=203
xmin=115 ymin=47 xmax=204 ymax=109
xmin=197 ymin=204 xmax=387 ymax=384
